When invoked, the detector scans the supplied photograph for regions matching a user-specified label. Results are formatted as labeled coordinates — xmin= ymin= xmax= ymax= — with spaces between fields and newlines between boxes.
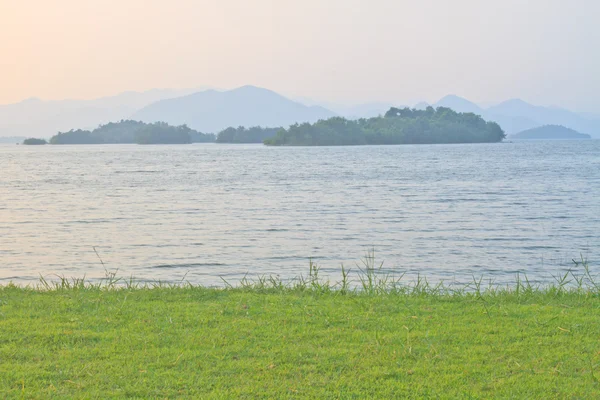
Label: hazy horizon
xmin=2 ymin=0 xmax=599 ymax=112
xmin=2 ymin=84 xmax=594 ymax=114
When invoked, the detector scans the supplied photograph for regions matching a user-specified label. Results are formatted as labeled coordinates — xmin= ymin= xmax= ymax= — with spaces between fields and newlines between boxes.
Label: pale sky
xmin=1 ymin=0 xmax=599 ymax=111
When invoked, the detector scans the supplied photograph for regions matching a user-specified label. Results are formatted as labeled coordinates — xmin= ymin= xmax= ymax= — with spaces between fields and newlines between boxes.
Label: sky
xmin=1 ymin=0 xmax=599 ymax=111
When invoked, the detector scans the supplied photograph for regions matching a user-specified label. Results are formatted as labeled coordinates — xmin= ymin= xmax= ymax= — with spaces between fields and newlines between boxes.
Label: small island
xmin=49 ymin=120 xmax=215 ymax=145
xmin=264 ymin=107 xmax=505 ymax=146
xmin=22 ymin=138 xmax=47 ymax=145
xmin=510 ymin=125 xmax=591 ymax=140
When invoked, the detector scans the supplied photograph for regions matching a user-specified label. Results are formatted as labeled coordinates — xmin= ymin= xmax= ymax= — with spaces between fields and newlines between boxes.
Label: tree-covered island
xmin=264 ymin=107 xmax=506 ymax=146
xmin=49 ymin=120 xmax=215 ymax=145
xmin=22 ymin=138 xmax=48 ymax=145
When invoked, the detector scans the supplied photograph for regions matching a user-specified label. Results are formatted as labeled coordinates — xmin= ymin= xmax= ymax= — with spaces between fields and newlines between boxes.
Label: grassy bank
xmin=1 ymin=264 xmax=599 ymax=398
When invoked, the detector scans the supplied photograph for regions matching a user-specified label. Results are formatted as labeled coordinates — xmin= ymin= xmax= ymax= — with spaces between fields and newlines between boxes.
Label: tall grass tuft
xmin=25 ymin=252 xmax=599 ymax=300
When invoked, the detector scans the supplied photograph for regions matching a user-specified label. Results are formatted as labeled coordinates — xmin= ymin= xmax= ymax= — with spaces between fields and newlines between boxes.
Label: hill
xmin=328 ymin=102 xmax=397 ymax=119
xmin=432 ymin=97 xmax=600 ymax=137
xmin=485 ymin=99 xmax=597 ymax=135
xmin=4 ymin=88 xmax=599 ymax=140
xmin=393 ymin=97 xmax=599 ymax=137
xmin=294 ymin=98 xmax=396 ymax=119
xmin=510 ymin=125 xmax=592 ymax=140
xmin=132 ymin=86 xmax=336 ymax=133
xmin=0 ymin=88 xmax=205 ymax=139
xmin=434 ymin=95 xmax=483 ymax=114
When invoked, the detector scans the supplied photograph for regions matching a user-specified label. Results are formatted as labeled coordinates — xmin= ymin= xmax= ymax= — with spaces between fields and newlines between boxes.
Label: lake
xmin=1 ymin=141 xmax=598 ymax=286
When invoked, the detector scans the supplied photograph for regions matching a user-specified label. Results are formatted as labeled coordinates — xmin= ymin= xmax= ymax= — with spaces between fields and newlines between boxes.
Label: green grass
xmin=1 ymin=260 xmax=599 ymax=398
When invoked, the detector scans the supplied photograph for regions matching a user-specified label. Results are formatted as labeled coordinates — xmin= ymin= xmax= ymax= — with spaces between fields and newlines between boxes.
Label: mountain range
xmin=0 ymin=88 xmax=205 ymax=139
xmin=417 ymin=95 xmax=599 ymax=137
xmin=1 ymin=87 xmax=598 ymax=138
xmin=132 ymin=86 xmax=334 ymax=133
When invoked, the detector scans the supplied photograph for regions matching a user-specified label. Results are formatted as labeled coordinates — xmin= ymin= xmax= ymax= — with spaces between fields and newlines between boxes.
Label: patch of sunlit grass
xmin=0 ymin=254 xmax=598 ymax=398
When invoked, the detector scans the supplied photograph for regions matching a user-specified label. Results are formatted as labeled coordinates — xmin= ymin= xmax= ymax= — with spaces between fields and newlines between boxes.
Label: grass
xmin=1 ymin=255 xmax=599 ymax=398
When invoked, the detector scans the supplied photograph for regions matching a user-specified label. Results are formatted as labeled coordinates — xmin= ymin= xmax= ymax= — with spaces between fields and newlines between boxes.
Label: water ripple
xmin=0 ymin=141 xmax=598 ymax=286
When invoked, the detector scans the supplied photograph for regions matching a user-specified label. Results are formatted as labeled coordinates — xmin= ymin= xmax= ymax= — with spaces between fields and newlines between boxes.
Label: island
xmin=22 ymin=138 xmax=48 ymax=145
xmin=264 ymin=107 xmax=505 ymax=146
xmin=510 ymin=125 xmax=591 ymax=140
xmin=49 ymin=120 xmax=215 ymax=145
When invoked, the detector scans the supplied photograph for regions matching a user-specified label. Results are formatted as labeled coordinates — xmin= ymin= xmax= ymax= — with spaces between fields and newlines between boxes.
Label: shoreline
xmin=1 ymin=252 xmax=597 ymax=292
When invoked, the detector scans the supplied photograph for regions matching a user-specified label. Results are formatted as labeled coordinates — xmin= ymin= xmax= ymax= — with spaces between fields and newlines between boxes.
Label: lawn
xmin=1 ymin=271 xmax=599 ymax=398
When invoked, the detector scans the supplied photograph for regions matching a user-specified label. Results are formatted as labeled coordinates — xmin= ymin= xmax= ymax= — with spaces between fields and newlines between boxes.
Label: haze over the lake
xmin=1 ymin=0 xmax=599 ymax=111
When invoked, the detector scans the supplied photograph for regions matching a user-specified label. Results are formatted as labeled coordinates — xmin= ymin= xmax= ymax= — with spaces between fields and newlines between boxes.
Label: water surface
xmin=1 ymin=141 xmax=598 ymax=285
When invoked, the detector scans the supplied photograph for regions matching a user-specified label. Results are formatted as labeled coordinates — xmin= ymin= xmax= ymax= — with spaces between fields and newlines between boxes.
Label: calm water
xmin=1 ymin=141 xmax=598 ymax=286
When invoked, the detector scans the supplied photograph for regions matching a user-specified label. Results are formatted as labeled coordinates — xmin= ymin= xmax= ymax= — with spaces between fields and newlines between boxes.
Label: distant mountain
xmin=481 ymin=112 xmax=540 ymax=136
xmin=486 ymin=99 xmax=600 ymax=137
xmin=408 ymin=96 xmax=600 ymax=138
xmin=510 ymin=125 xmax=591 ymax=140
xmin=291 ymin=96 xmax=395 ymax=119
xmin=488 ymin=99 xmax=579 ymax=127
xmin=0 ymin=136 xmax=26 ymax=144
xmin=413 ymin=101 xmax=431 ymax=110
xmin=4 ymin=86 xmax=600 ymax=140
xmin=434 ymin=95 xmax=483 ymax=114
xmin=0 ymin=88 xmax=206 ymax=138
xmin=580 ymin=112 xmax=600 ymax=120
xmin=330 ymin=102 xmax=397 ymax=119
xmin=132 ymin=86 xmax=336 ymax=133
